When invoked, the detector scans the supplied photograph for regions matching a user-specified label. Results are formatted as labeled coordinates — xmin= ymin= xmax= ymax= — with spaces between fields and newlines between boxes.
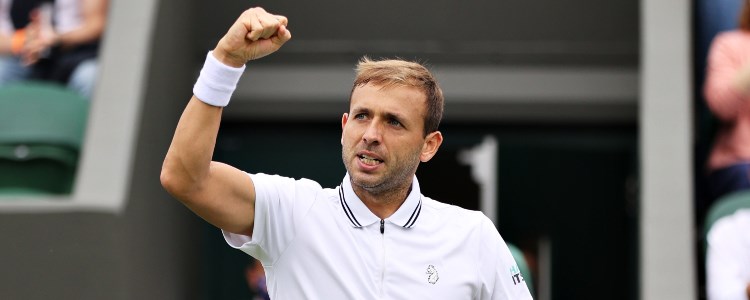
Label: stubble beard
xmin=341 ymin=147 xmax=421 ymax=196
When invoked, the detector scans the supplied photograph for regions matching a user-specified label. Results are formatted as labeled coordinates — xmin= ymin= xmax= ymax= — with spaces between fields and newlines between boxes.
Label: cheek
xmin=341 ymin=130 xmax=356 ymax=148
xmin=395 ymin=140 xmax=424 ymax=158
xmin=341 ymin=128 xmax=349 ymax=146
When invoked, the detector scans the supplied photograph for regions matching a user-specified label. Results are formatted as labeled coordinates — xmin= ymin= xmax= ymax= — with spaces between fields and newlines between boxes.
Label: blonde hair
xmin=350 ymin=57 xmax=444 ymax=135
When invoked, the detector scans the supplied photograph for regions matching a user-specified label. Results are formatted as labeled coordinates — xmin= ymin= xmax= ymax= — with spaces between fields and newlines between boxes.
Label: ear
xmin=341 ymin=113 xmax=349 ymax=145
xmin=419 ymin=131 xmax=443 ymax=162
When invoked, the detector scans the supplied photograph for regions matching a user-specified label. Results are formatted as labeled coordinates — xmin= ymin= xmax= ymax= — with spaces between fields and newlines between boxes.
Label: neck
xmin=352 ymin=180 xmax=412 ymax=220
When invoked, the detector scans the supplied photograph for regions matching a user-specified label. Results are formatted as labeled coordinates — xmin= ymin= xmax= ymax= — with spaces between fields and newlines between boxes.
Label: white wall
xmin=639 ymin=0 xmax=696 ymax=298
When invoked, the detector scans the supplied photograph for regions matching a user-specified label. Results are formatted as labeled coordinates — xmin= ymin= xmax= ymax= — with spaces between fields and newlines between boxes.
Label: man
xmin=161 ymin=6 xmax=532 ymax=299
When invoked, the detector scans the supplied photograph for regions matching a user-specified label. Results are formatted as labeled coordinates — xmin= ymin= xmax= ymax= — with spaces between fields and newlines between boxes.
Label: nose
xmin=362 ymin=120 xmax=382 ymax=145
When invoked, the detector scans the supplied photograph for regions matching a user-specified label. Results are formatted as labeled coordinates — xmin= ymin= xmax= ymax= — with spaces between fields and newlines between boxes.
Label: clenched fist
xmin=213 ymin=7 xmax=292 ymax=67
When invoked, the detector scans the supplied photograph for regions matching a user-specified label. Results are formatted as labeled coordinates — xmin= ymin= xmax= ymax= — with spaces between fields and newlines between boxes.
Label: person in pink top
xmin=704 ymin=0 xmax=750 ymax=202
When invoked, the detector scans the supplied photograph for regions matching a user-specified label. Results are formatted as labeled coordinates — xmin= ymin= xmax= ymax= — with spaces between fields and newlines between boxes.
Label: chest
xmin=273 ymin=212 xmax=481 ymax=299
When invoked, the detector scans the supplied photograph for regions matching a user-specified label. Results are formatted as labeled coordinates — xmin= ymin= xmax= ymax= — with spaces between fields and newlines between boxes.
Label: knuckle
xmin=262 ymin=15 xmax=279 ymax=26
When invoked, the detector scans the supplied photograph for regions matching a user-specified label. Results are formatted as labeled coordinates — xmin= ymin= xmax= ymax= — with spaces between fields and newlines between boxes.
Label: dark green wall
xmin=208 ymin=122 xmax=638 ymax=300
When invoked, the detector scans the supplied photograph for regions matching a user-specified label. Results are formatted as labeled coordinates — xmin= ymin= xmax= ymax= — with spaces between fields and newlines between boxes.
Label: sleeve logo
xmin=510 ymin=265 xmax=524 ymax=285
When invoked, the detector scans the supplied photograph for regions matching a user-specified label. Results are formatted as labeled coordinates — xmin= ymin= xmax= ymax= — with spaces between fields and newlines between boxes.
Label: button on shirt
xmin=223 ymin=173 xmax=533 ymax=299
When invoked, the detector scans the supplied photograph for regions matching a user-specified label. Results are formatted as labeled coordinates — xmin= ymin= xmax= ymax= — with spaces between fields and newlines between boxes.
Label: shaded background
xmin=0 ymin=0 xmax=704 ymax=299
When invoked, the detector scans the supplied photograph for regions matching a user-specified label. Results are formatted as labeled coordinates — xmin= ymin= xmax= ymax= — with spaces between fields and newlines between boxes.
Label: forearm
xmin=162 ymin=7 xmax=290 ymax=231
xmin=0 ymin=34 xmax=12 ymax=54
xmin=161 ymin=97 xmax=223 ymax=197
xmin=56 ymin=19 xmax=105 ymax=48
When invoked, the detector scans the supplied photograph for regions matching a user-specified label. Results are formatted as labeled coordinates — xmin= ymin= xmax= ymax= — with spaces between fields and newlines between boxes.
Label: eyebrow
xmin=351 ymin=107 xmax=410 ymax=126
xmin=384 ymin=112 xmax=407 ymax=125
xmin=351 ymin=107 xmax=370 ymax=115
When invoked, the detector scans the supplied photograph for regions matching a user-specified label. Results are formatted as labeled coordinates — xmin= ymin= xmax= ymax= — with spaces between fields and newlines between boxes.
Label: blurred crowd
xmin=0 ymin=0 xmax=107 ymax=99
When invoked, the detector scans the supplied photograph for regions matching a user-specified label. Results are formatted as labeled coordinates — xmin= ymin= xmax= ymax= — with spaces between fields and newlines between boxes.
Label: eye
xmin=354 ymin=113 xmax=367 ymax=120
xmin=387 ymin=118 xmax=402 ymax=127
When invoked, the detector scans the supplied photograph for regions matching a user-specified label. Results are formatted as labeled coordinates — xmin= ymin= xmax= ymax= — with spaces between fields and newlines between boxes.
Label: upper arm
xmin=221 ymin=174 xmax=323 ymax=262
xmin=175 ymin=161 xmax=257 ymax=236
xmin=82 ymin=0 xmax=108 ymax=19
xmin=79 ymin=0 xmax=107 ymax=35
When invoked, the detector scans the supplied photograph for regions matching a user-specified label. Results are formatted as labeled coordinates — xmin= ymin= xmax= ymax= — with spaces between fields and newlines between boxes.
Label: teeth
xmin=359 ymin=155 xmax=382 ymax=165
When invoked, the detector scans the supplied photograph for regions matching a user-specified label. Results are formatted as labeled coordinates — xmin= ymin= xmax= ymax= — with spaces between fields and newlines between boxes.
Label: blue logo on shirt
xmin=510 ymin=265 xmax=524 ymax=285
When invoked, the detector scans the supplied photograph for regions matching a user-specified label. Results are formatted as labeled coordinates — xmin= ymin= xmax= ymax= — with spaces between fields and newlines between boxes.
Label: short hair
xmin=741 ymin=0 xmax=750 ymax=30
xmin=350 ymin=56 xmax=444 ymax=136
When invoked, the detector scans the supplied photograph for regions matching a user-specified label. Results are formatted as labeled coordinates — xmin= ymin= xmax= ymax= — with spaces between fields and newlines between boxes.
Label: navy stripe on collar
xmin=339 ymin=185 xmax=362 ymax=227
xmin=403 ymin=198 xmax=422 ymax=228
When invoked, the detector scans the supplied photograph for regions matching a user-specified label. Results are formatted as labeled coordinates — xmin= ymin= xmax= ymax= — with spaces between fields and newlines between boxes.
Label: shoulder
xmin=250 ymin=173 xmax=323 ymax=188
xmin=421 ymin=196 xmax=492 ymax=232
xmin=249 ymin=173 xmax=326 ymax=199
xmin=421 ymin=196 xmax=475 ymax=215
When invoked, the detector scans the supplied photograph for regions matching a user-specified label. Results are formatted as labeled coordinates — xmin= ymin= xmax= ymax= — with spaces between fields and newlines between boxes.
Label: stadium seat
xmin=507 ymin=243 xmax=534 ymax=296
xmin=0 ymin=82 xmax=88 ymax=195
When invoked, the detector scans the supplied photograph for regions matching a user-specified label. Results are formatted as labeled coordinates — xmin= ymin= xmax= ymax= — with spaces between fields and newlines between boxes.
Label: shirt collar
xmin=339 ymin=173 xmax=423 ymax=229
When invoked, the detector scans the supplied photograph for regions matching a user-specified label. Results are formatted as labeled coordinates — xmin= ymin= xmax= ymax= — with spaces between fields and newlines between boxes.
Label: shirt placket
xmin=379 ymin=220 xmax=387 ymax=298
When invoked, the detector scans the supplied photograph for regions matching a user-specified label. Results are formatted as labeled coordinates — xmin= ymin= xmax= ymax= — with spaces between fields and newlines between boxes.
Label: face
xmin=341 ymin=83 xmax=443 ymax=195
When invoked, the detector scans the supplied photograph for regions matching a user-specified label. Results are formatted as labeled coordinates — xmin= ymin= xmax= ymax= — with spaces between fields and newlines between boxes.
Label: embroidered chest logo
xmin=510 ymin=265 xmax=524 ymax=285
xmin=426 ymin=265 xmax=439 ymax=284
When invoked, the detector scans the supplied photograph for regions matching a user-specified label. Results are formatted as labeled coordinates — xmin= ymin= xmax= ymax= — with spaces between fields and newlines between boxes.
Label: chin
xmin=351 ymin=172 xmax=378 ymax=185
xmin=352 ymin=175 xmax=398 ymax=195
xmin=350 ymin=173 xmax=380 ymax=188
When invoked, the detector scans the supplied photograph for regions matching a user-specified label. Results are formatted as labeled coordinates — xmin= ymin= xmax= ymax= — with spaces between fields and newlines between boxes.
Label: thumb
xmin=271 ymin=25 xmax=292 ymax=46
xmin=274 ymin=15 xmax=288 ymax=27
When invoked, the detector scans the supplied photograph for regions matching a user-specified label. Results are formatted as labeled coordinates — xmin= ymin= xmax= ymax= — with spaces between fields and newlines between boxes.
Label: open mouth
xmin=358 ymin=154 xmax=383 ymax=166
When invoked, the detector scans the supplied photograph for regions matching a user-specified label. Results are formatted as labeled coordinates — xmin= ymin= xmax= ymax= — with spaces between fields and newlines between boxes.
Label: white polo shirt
xmin=706 ymin=208 xmax=750 ymax=300
xmin=224 ymin=173 xmax=532 ymax=300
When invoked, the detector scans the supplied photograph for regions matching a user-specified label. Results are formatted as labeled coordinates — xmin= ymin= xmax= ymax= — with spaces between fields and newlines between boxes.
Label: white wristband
xmin=193 ymin=51 xmax=246 ymax=107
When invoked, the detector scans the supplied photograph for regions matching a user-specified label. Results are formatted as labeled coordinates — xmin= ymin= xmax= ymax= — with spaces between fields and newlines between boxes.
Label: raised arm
xmin=160 ymin=7 xmax=291 ymax=236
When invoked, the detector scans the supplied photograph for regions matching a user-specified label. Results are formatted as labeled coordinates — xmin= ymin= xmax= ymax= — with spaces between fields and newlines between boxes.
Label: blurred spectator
xmin=703 ymin=0 xmax=750 ymax=204
xmin=245 ymin=259 xmax=269 ymax=300
xmin=0 ymin=0 xmax=107 ymax=99
xmin=0 ymin=0 xmax=39 ymax=83
xmin=706 ymin=208 xmax=750 ymax=299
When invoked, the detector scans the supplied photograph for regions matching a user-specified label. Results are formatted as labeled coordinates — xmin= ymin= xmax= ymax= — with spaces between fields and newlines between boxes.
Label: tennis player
xmin=161 ymin=6 xmax=533 ymax=299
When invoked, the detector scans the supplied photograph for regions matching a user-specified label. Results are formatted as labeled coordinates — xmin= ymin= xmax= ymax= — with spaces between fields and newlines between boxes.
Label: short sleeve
xmin=222 ymin=173 xmax=322 ymax=265
xmin=477 ymin=216 xmax=534 ymax=300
